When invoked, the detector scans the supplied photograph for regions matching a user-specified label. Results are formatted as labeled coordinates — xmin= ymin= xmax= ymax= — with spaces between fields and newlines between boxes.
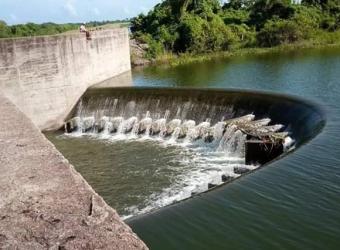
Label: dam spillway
xmin=52 ymin=87 xmax=325 ymax=218
xmin=65 ymin=113 xmax=290 ymax=164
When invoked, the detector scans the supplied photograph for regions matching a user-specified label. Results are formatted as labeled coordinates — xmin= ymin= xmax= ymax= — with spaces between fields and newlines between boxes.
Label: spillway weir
xmin=65 ymin=114 xmax=289 ymax=166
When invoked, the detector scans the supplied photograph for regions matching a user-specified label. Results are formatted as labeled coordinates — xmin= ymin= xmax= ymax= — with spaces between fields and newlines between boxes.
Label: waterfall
xmin=63 ymin=93 xmax=295 ymax=218
xmin=65 ymin=94 xmax=293 ymax=159
xmin=67 ymin=112 xmax=282 ymax=160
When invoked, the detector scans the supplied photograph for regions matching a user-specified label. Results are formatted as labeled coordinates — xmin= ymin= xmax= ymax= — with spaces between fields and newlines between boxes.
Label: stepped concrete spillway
xmin=0 ymin=28 xmax=131 ymax=131
xmin=0 ymin=93 xmax=148 ymax=249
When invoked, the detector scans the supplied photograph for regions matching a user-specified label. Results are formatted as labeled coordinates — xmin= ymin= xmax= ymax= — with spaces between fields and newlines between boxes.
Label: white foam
xmin=64 ymin=113 xmax=293 ymax=219
xmin=121 ymin=148 xmax=249 ymax=218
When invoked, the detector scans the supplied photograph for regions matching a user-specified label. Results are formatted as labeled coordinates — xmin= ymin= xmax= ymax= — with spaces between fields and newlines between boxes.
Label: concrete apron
xmin=0 ymin=93 xmax=147 ymax=249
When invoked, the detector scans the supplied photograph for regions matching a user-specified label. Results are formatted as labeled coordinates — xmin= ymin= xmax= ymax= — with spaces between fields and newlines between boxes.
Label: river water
xmin=47 ymin=47 xmax=340 ymax=249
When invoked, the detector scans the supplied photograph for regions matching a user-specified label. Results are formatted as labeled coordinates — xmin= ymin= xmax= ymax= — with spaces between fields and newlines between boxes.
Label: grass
xmin=151 ymin=31 xmax=340 ymax=67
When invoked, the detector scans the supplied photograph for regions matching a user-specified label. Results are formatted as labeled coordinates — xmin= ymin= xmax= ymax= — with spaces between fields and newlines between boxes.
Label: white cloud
xmin=64 ymin=0 xmax=78 ymax=17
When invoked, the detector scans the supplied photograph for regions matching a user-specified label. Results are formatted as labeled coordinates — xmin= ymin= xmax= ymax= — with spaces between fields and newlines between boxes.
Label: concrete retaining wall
xmin=0 ymin=93 xmax=147 ymax=249
xmin=0 ymin=28 xmax=131 ymax=130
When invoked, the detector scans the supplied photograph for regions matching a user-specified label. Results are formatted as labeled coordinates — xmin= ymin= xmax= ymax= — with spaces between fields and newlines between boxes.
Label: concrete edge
xmin=0 ymin=27 xmax=127 ymax=42
xmin=0 ymin=93 xmax=148 ymax=249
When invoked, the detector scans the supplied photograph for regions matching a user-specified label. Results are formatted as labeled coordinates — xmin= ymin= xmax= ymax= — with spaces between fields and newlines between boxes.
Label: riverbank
xmin=0 ymin=93 xmax=147 ymax=249
xmin=132 ymin=31 xmax=340 ymax=68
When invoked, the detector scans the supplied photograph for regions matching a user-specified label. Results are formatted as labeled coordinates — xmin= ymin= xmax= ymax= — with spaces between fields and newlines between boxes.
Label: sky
xmin=0 ymin=0 xmax=163 ymax=25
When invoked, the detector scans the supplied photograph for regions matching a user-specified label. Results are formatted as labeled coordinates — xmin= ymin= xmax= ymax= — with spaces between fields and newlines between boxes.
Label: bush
xmin=302 ymin=0 xmax=340 ymax=15
xmin=229 ymin=24 xmax=257 ymax=48
xmin=257 ymin=19 xmax=305 ymax=47
xmin=138 ymin=33 xmax=164 ymax=59
xmin=221 ymin=9 xmax=250 ymax=25
xmin=249 ymin=0 xmax=295 ymax=29
xmin=176 ymin=14 xmax=207 ymax=53
xmin=157 ymin=25 xmax=178 ymax=50
xmin=0 ymin=21 xmax=9 ymax=38
xmin=176 ymin=14 xmax=236 ymax=53
xmin=205 ymin=15 xmax=237 ymax=51
xmin=321 ymin=16 xmax=337 ymax=31
xmin=293 ymin=5 xmax=322 ymax=29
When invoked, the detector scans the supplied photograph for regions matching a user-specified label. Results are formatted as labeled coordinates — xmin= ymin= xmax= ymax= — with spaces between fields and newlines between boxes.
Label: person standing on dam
xmin=80 ymin=23 xmax=87 ymax=33
xmin=79 ymin=23 xmax=91 ymax=40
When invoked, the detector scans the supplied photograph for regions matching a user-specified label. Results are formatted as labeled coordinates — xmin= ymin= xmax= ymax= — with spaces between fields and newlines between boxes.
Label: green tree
xmin=130 ymin=0 xmax=340 ymax=59
xmin=0 ymin=20 xmax=9 ymax=38
xmin=176 ymin=14 xmax=207 ymax=52
xmin=257 ymin=18 xmax=305 ymax=47
xmin=221 ymin=9 xmax=250 ymax=24
xmin=302 ymin=0 xmax=340 ymax=15
xmin=249 ymin=0 xmax=295 ymax=29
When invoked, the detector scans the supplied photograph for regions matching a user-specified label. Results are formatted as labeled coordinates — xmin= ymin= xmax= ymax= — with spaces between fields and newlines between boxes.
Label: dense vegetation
xmin=0 ymin=20 xmax=126 ymax=38
xmin=131 ymin=0 xmax=340 ymax=59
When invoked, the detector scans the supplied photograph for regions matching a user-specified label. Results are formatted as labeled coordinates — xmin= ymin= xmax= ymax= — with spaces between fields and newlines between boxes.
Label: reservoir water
xmin=47 ymin=47 xmax=340 ymax=249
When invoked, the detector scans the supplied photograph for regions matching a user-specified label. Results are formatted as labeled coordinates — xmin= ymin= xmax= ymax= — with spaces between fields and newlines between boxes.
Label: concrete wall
xmin=0 ymin=28 xmax=131 ymax=130
xmin=0 ymin=93 xmax=148 ymax=249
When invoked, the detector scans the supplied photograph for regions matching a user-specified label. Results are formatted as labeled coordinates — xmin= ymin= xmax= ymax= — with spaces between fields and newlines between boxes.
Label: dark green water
xmin=127 ymin=47 xmax=340 ymax=249
xmin=47 ymin=130 xmax=242 ymax=218
xmin=48 ymin=47 xmax=340 ymax=249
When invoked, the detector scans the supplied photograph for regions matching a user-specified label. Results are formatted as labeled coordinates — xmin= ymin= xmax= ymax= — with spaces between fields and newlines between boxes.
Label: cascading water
xmin=62 ymin=91 xmax=294 ymax=218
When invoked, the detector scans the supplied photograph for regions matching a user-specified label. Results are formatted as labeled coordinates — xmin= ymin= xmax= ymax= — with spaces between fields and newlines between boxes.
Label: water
xmin=49 ymin=91 xmax=294 ymax=218
xmin=48 ymin=129 xmax=249 ymax=218
xmin=47 ymin=46 xmax=340 ymax=249
xmin=129 ymin=47 xmax=340 ymax=249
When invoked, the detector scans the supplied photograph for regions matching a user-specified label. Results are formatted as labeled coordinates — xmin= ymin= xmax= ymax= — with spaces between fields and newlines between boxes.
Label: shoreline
xmin=132 ymin=31 xmax=340 ymax=68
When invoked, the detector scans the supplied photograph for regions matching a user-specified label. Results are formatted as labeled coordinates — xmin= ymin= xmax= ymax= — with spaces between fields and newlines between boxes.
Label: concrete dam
xmin=0 ymin=28 xmax=131 ymax=130
xmin=0 ymin=28 xmax=326 ymax=248
xmin=0 ymin=29 xmax=147 ymax=249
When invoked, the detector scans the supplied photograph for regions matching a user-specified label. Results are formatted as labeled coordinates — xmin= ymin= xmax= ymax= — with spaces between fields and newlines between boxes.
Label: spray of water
xmin=64 ymin=97 xmax=293 ymax=218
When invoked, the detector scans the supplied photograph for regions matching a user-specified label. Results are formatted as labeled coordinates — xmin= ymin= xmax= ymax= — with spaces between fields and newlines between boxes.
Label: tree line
xmin=0 ymin=20 xmax=126 ymax=38
xmin=131 ymin=0 xmax=340 ymax=58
